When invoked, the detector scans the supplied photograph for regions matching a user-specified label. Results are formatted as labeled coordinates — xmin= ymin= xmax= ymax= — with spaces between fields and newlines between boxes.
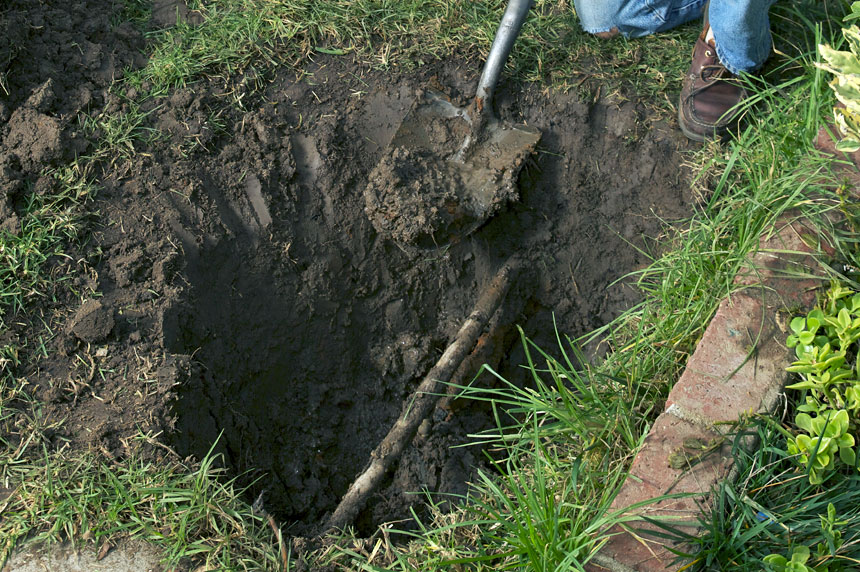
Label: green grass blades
xmin=0 ymin=444 xmax=285 ymax=570
xmin=451 ymin=328 xmax=645 ymax=466
xmin=687 ymin=416 xmax=860 ymax=571
xmin=129 ymin=0 xmax=698 ymax=109
xmin=0 ymin=166 xmax=91 ymax=325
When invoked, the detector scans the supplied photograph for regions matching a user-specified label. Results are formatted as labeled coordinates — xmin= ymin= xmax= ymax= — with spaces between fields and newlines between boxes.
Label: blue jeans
xmin=573 ymin=0 xmax=776 ymax=74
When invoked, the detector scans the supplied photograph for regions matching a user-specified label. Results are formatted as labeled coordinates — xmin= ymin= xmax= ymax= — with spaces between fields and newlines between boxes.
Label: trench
xmin=156 ymin=62 xmax=694 ymax=534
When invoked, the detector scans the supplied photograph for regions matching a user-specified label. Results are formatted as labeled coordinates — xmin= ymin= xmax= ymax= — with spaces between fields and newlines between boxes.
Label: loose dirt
xmin=364 ymin=89 xmax=539 ymax=247
xmin=1 ymin=0 xmax=694 ymax=541
xmin=2 ymin=541 xmax=185 ymax=572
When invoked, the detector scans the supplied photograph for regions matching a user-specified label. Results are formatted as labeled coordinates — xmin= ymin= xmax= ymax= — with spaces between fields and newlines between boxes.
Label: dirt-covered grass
xmin=1 ymin=0 xmax=857 ymax=570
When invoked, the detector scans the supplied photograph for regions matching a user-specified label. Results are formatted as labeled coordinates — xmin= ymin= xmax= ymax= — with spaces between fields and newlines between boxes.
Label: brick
xmin=734 ymin=217 xmax=832 ymax=309
xmin=595 ymin=412 xmax=733 ymax=571
xmin=664 ymin=292 xmax=790 ymax=425
xmin=666 ymin=216 xmax=833 ymax=427
xmin=593 ymin=215 xmax=832 ymax=570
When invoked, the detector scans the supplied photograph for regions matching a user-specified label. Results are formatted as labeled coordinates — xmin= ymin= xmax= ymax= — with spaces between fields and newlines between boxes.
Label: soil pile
xmin=1 ymin=1 xmax=694 ymax=535
xmin=0 ymin=0 xmax=145 ymax=231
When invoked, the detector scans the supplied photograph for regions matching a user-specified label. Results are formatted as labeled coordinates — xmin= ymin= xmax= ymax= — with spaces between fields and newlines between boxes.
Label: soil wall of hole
xmin=1 ymin=0 xmax=694 ymax=536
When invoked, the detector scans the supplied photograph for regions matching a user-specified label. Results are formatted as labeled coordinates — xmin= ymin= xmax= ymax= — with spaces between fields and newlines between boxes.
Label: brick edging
xmin=587 ymin=214 xmax=833 ymax=571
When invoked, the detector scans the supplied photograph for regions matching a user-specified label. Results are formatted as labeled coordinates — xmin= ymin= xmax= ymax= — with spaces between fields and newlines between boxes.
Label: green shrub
xmin=817 ymin=2 xmax=860 ymax=151
xmin=785 ymin=285 xmax=860 ymax=484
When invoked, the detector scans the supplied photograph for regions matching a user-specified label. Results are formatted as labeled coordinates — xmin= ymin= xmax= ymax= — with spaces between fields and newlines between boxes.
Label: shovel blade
xmin=364 ymin=90 xmax=540 ymax=247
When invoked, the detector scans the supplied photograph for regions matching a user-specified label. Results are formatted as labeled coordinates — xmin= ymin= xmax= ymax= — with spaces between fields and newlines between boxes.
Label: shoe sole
xmin=677 ymin=105 xmax=708 ymax=142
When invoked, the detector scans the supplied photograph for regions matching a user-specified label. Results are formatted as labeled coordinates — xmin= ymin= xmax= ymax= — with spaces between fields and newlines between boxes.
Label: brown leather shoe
xmin=678 ymin=33 xmax=748 ymax=142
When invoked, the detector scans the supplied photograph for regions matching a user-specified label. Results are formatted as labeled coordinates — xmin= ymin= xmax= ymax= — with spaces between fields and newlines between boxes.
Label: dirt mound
xmin=4 ymin=3 xmax=694 ymax=536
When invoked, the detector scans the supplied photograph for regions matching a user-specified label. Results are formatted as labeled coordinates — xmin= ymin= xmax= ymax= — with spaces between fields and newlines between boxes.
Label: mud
xmin=364 ymin=90 xmax=539 ymax=247
xmin=1 ymin=0 xmax=694 ymax=538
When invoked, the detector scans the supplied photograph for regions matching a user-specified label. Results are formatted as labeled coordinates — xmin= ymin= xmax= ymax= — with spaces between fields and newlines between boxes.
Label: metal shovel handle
xmin=475 ymin=0 xmax=533 ymax=109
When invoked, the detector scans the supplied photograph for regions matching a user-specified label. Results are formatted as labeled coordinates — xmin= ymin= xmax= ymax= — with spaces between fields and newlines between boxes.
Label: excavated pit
xmin=152 ymin=59 xmax=695 ymax=533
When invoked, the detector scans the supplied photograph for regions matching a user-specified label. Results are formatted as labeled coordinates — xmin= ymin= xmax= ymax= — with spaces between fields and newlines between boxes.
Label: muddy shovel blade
xmin=364 ymin=90 xmax=540 ymax=248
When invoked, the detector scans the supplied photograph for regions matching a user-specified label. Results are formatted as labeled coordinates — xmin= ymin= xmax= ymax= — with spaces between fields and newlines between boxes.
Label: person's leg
xmin=709 ymin=0 xmax=776 ymax=74
xmin=678 ymin=1 xmax=775 ymax=141
xmin=573 ymin=0 xmax=707 ymax=38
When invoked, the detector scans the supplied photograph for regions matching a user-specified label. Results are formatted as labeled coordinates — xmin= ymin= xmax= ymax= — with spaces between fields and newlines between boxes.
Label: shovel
xmin=364 ymin=0 xmax=541 ymax=248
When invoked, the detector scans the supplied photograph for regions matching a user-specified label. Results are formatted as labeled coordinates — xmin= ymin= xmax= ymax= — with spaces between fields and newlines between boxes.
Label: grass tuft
xmin=0 ymin=166 xmax=92 ymax=325
xmin=0 ymin=425 xmax=283 ymax=569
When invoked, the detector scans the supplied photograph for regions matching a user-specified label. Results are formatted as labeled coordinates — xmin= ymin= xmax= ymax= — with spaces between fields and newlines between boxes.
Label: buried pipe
xmin=324 ymin=256 xmax=525 ymax=532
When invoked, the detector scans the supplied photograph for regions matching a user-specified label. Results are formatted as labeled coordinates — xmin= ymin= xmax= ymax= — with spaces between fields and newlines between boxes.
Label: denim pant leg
xmin=709 ymin=0 xmax=777 ymax=74
xmin=573 ymin=0 xmax=706 ymax=38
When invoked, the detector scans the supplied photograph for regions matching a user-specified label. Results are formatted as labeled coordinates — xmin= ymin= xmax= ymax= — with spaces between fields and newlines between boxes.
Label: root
xmin=324 ymin=256 xmax=524 ymax=533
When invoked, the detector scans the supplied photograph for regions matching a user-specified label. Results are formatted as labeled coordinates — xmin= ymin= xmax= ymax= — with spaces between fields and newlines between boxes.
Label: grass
xmin=670 ymin=416 xmax=860 ymax=570
xmin=0 ymin=437 xmax=284 ymax=568
xmin=0 ymin=0 xmax=857 ymax=570
xmin=126 ymin=0 xmax=698 ymax=99
xmin=0 ymin=166 xmax=92 ymax=325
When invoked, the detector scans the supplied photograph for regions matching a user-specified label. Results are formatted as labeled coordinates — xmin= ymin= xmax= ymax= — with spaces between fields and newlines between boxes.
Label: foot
xmin=678 ymin=30 xmax=747 ymax=141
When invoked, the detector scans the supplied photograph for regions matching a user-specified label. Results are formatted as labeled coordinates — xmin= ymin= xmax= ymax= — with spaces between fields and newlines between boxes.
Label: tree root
xmin=323 ymin=256 xmax=524 ymax=533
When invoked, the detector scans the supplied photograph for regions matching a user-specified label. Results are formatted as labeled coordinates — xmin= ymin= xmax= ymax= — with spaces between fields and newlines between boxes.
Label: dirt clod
xmin=69 ymin=300 xmax=115 ymax=344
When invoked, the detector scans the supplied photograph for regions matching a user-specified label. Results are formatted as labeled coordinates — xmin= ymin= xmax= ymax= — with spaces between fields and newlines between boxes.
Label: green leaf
xmin=840 ymin=445 xmax=856 ymax=466
xmin=846 ymin=25 xmax=860 ymax=57
xmin=786 ymin=364 xmax=819 ymax=375
xmin=810 ymin=468 xmax=825 ymax=485
xmin=839 ymin=307 xmax=852 ymax=329
xmin=786 ymin=380 xmax=820 ymax=391
xmin=795 ymin=413 xmax=814 ymax=433
xmin=826 ymin=368 xmax=852 ymax=383
xmin=764 ymin=554 xmax=789 ymax=566
xmin=833 ymin=409 xmax=849 ymax=434
xmin=797 ymin=401 xmax=824 ymax=413
xmin=790 ymin=545 xmax=811 ymax=564
xmin=812 ymin=415 xmax=828 ymax=435
xmin=796 ymin=344 xmax=815 ymax=360
xmin=791 ymin=316 xmax=807 ymax=334
xmin=836 ymin=432 xmax=855 ymax=448
xmin=813 ymin=450 xmax=832 ymax=469
xmin=821 ymin=351 xmax=847 ymax=369
xmin=807 ymin=316 xmax=821 ymax=333
xmin=820 ymin=43 xmax=860 ymax=74
xmin=835 ymin=86 xmax=860 ymax=119
xmin=836 ymin=138 xmax=860 ymax=152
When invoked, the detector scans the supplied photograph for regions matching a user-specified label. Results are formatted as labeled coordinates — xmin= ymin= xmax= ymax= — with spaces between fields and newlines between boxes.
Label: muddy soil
xmin=1 ymin=0 xmax=694 ymax=538
xmin=364 ymin=89 xmax=539 ymax=247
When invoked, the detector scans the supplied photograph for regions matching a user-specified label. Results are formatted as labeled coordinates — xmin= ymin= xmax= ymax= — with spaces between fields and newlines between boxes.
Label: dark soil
xmin=363 ymin=89 xmax=539 ymax=247
xmin=1 ymin=0 xmax=694 ymax=539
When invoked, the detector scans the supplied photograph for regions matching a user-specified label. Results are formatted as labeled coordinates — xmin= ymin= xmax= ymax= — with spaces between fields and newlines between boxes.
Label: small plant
xmin=817 ymin=2 xmax=860 ymax=151
xmin=761 ymin=504 xmax=847 ymax=572
xmin=784 ymin=285 xmax=860 ymax=483
xmin=786 ymin=410 xmax=855 ymax=484
xmin=763 ymin=545 xmax=825 ymax=572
